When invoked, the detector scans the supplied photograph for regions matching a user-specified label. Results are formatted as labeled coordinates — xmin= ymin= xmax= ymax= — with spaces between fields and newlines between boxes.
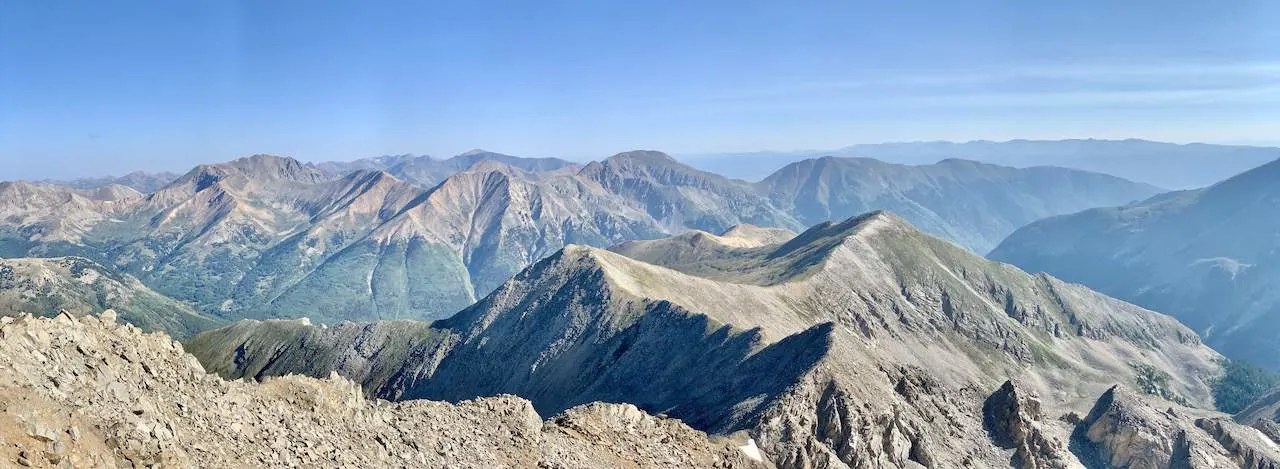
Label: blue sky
xmin=2 ymin=0 xmax=1279 ymax=179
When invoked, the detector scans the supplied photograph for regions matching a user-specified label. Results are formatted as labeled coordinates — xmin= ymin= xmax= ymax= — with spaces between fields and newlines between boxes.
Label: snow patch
xmin=1253 ymin=426 xmax=1280 ymax=452
xmin=738 ymin=438 xmax=763 ymax=462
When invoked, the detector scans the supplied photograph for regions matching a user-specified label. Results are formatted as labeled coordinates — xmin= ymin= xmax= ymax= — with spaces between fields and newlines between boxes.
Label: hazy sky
xmin=2 ymin=0 xmax=1279 ymax=179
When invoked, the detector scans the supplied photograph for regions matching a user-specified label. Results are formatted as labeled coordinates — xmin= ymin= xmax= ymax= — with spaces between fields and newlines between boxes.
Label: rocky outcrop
xmin=0 ymin=311 xmax=766 ymax=468
xmin=1195 ymin=418 xmax=1280 ymax=469
xmin=983 ymin=381 xmax=1072 ymax=468
xmin=1077 ymin=385 xmax=1280 ymax=469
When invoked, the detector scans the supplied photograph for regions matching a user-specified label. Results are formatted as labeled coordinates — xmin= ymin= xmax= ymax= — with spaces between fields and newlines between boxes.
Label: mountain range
xmin=186 ymin=213 xmax=1278 ymax=468
xmin=687 ymin=139 xmax=1280 ymax=189
xmin=990 ymin=157 xmax=1280 ymax=370
xmin=5 ymin=141 xmax=1280 ymax=467
xmin=44 ymin=170 xmax=182 ymax=193
xmin=308 ymin=149 xmax=582 ymax=187
xmin=0 ymin=149 xmax=1155 ymax=325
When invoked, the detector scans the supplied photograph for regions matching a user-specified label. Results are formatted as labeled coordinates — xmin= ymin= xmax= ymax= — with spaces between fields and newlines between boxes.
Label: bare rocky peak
xmin=585 ymin=150 xmax=728 ymax=183
xmin=0 ymin=311 xmax=766 ymax=468
xmin=162 ymin=154 xmax=328 ymax=193
xmin=219 ymin=154 xmax=329 ymax=183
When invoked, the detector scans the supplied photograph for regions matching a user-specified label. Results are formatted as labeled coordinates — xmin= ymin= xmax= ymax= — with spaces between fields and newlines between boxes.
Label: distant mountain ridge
xmin=309 ymin=149 xmax=581 ymax=187
xmin=685 ymin=139 xmax=1280 ymax=189
xmin=1 ymin=150 xmax=1157 ymax=326
xmin=990 ymin=158 xmax=1280 ymax=369
xmin=43 ymin=170 xmax=180 ymax=193
xmin=756 ymin=156 xmax=1160 ymax=253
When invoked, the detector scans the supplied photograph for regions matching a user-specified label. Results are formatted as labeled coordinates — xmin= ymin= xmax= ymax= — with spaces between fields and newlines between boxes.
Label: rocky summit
xmin=0 ymin=311 xmax=766 ymax=468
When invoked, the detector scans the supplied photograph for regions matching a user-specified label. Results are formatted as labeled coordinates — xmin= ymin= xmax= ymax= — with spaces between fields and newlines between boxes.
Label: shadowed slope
xmin=990 ymin=158 xmax=1280 ymax=369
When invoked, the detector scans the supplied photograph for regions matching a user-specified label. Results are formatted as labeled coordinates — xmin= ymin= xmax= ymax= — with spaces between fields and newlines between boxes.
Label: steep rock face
xmin=757 ymin=156 xmax=1160 ymax=253
xmin=983 ymin=381 xmax=1072 ymax=468
xmin=990 ymin=158 xmax=1280 ymax=369
xmin=0 ymin=257 xmax=216 ymax=338
xmin=190 ymin=214 xmax=1226 ymax=468
xmin=1077 ymin=386 xmax=1280 ymax=469
xmin=0 ymin=312 xmax=765 ymax=468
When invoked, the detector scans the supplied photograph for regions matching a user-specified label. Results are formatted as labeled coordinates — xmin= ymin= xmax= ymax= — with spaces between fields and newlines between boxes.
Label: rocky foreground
xmin=0 ymin=311 xmax=765 ymax=468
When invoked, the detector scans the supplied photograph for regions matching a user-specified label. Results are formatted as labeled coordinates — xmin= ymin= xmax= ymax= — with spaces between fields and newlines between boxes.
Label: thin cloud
xmin=645 ymin=61 xmax=1280 ymax=106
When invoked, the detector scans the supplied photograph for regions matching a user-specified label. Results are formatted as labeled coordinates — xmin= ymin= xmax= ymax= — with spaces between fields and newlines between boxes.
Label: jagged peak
xmin=161 ymin=154 xmax=330 ymax=194
xmin=220 ymin=154 xmax=327 ymax=182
